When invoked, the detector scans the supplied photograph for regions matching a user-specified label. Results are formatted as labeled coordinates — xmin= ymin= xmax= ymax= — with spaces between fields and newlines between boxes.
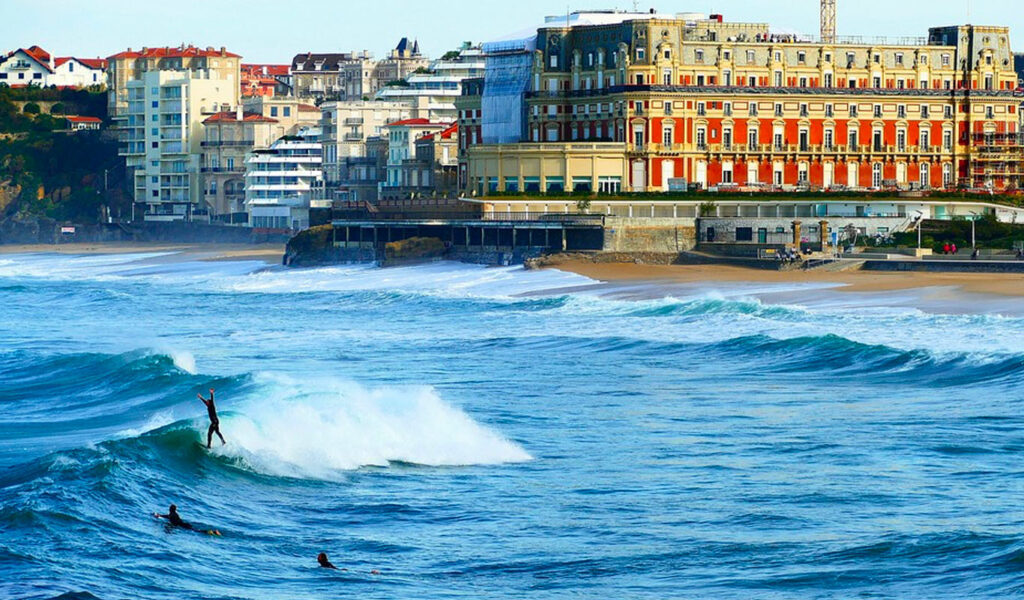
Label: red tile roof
xmin=53 ymin=57 xmax=107 ymax=70
xmin=242 ymin=64 xmax=290 ymax=76
xmin=385 ymin=118 xmax=448 ymax=128
xmin=203 ymin=111 xmax=279 ymax=124
xmin=418 ymin=124 xmax=458 ymax=141
xmin=66 ymin=116 xmax=102 ymax=123
xmin=108 ymin=46 xmax=241 ymax=60
xmin=298 ymin=103 xmax=319 ymax=112
xmin=4 ymin=47 xmax=53 ymax=72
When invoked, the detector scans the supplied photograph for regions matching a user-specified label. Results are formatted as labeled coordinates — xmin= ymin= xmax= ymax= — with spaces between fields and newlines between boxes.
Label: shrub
xmin=22 ymin=102 xmax=40 ymax=115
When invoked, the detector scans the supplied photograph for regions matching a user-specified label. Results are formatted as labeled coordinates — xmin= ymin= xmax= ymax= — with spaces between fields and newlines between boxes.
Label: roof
xmin=108 ymin=45 xmax=241 ymax=60
xmin=66 ymin=116 xmax=102 ymax=123
xmin=54 ymin=57 xmax=108 ymax=70
xmin=203 ymin=111 xmax=279 ymax=124
xmin=242 ymin=64 xmax=290 ymax=76
xmin=298 ymin=103 xmax=319 ymax=112
xmin=418 ymin=123 xmax=458 ymax=141
xmin=385 ymin=118 xmax=447 ymax=128
xmin=290 ymin=52 xmax=353 ymax=72
xmin=3 ymin=46 xmax=53 ymax=72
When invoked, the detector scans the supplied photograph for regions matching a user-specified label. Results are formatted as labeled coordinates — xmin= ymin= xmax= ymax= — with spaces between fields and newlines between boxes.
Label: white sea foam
xmin=115 ymin=411 xmax=177 ymax=439
xmin=209 ymin=374 xmax=531 ymax=479
xmin=169 ymin=351 xmax=197 ymax=375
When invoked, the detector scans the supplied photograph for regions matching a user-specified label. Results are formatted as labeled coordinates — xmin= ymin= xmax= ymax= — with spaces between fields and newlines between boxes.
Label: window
xmin=943 ymin=130 xmax=953 ymax=150
xmin=270 ymin=107 xmax=278 ymax=117
xmin=723 ymin=50 xmax=730 ymax=61
xmin=873 ymin=76 xmax=882 ymax=88
xmin=152 ymin=101 xmax=159 ymax=108
xmin=898 ymin=105 xmax=906 ymax=118
xmin=695 ymin=49 xmax=704 ymax=63
xmin=872 ymin=162 xmax=882 ymax=187
xmin=723 ymin=102 xmax=732 ymax=116
xmin=549 ymin=54 xmax=558 ymax=68
xmin=874 ymin=104 xmax=882 ymax=118
xmin=748 ymin=128 xmax=758 ymax=148
xmin=746 ymin=50 xmax=755 ymax=64
xmin=749 ymin=103 xmax=758 ymax=116
xmin=664 ymin=102 xmax=673 ymax=116
xmin=849 ymin=130 xmax=858 ymax=148
xmin=824 ymin=129 xmax=834 ymax=150
xmin=873 ymin=54 xmax=881 ymax=64
xmin=697 ymin=102 xmax=706 ymax=116
xmin=824 ymin=73 xmax=833 ymax=87
xmin=921 ymin=130 xmax=930 ymax=149
xmin=283 ymin=107 xmax=291 ymax=117
xmin=775 ymin=103 xmax=783 ymax=117
xmin=774 ymin=71 xmax=782 ymax=87
xmin=944 ymin=105 xmax=953 ymax=119
xmin=774 ymin=132 xmax=784 ymax=150
xmin=850 ymin=104 xmax=858 ymax=117
xmin=662 ymin=126 xmax=673 ymax=146
xmin=986 ymin=105 xmax=994 ymax=119
xmin=636 ymin=47 xmax=646 ymax=61
xmin=663 ymin=70 xmax=672 ymax=85
xmin=800 ymin=103 xmax=809 ymax=117
xmin=696 ymin=128 xmax=706 ymax=150
xmin=921 ymin=105 xmax=930 ymax=119
xmin=896 ymin=53 xmax=904 ymax=66
xmin=664 ymin=49 xmax=671 ymax=60
xmin=33 ymin=73 xmax=42 ymax=80
xmin=846 ymin=52 xmax=856 ymax=66
xmin=696 ymin=75 xmax=705 ymax=86
xmin=798 ymin=51 xmax=806 ymax=64
xmin=799 ymin=77 xmax=808 ymax=88
xmin=897 ymin=130 xmax=906 ymax=151
xmin=825 ymin=104 xmax=834 ymax=117
xmin=723 ymin=128 xmax=732 ymax=149
xmin=941 ymin=54 xmax=950 ymax=67
xmin=0 ymin=74 xmax=5 ymax=79
xmin=825 ymin=53 xmax=832 ymax=63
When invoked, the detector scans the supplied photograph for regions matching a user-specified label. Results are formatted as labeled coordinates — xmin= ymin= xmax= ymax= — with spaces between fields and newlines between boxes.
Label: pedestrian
xmin=951 ymin=243 xmax=958 ymax=255
xmin=943 ymin=242 xmax=950 ymax=255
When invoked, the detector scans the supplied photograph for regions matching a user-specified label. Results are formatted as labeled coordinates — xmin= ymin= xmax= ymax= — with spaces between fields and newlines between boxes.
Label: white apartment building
xmin=374 ymin=44 xmax=484 ymax=122
xmin=245 ymin=128 xmax=323 ymax=230
xmin=382 ymin=119 xmax=449 ymax=197
xmin=120 ymin=70 xmax=238 ymax=221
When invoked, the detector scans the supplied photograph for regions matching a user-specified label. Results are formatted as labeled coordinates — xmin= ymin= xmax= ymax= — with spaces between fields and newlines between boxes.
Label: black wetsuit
xmin=203 ymin=396 xmax=225 ymax=448
xmin=162 ymin=510 xmax=194 ymax=530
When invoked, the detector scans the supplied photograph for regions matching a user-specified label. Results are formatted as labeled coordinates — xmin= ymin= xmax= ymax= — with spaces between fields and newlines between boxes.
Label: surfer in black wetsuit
xmin=317 ymin=552 xmax=339 ymax=570
xmin=198 ymin=388 xmax=226 ymax=449
xmin=154 ymin=504 xmax=221 ymax=536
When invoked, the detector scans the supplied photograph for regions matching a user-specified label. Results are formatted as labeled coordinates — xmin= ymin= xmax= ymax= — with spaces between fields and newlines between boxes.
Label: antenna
xmin=820 ymin=0 xmax=837 ymax=44
xmin=633 ymin=0 xmax=639 ymax=11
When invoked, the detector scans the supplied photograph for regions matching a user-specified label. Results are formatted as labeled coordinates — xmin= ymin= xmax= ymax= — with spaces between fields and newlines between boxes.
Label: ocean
xmin=2 ymin=251 xmax=1024 ymax=599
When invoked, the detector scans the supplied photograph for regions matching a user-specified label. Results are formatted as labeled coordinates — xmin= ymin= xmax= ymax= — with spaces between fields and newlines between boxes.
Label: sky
xmin=2 ymin=0 xmax=1021 ymax=63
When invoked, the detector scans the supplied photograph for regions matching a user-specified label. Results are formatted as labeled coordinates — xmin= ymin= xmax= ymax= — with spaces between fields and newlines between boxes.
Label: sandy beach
xmin=0 ymin=242 xmax=286 ymax=264
xmin=546 ymin=259 xmax=1024 ymax=297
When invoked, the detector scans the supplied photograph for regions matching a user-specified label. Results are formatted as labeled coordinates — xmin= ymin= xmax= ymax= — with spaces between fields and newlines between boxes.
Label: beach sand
xmin=546 ymin=259 xmax=1024 ymax=297
xmin=0 ymin=242 xmax=286 ymax=265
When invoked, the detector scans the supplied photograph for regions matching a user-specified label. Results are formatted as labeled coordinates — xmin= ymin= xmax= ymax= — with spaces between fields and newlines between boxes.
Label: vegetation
xmin=0 ymin=86 xmax=125 ymax=223
xmin=384 ymin=236 xmax=446 ymax=261
xmin=877 ymin=214 xmax=1024 ymax=253
xmin=441 ymin=50 xmax=461 ymax=61
xmin=286 ymin=224 xmax=333 ymax=257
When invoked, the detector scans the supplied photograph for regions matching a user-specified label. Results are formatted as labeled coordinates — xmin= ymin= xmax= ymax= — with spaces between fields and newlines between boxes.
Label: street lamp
xmin=969 ymin=211 xmax=978 ymax=250
xmin=913 ymin=210 xmax=924 ymax=250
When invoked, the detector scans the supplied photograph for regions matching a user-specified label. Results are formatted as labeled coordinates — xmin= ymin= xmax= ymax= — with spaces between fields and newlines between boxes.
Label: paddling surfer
xmin=198 ymin=388 xmax=226 ymax=449
xmin=154 ymin=504 xmax=221 ymax=536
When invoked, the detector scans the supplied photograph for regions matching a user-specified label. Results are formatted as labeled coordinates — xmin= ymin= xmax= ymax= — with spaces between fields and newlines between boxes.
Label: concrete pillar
xmin=819 ymin=220 xmax=829 ymax=249
xmin=792 ymin=220 xmax=802 ymax=246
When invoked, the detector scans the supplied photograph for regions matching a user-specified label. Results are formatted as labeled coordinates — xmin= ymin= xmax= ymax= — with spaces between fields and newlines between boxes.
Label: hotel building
xmin=461 ymin=11 xmax=1024 ymax=195
xmin=245 ymin=128 xmax=323 ymax=230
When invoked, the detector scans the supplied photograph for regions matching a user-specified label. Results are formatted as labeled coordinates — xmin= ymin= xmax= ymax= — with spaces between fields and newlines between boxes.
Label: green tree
xmin=22 ymin=102 xmax=40 ymax=115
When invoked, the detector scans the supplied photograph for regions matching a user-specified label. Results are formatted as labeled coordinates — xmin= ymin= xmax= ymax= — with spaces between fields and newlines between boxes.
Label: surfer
xmin=317 ymin=552 xmax=340 ymax=570
xmin=198 ymin=388 xmax=226 ymax=449
xmin=154 ymin=504 xmax=221 ymax=536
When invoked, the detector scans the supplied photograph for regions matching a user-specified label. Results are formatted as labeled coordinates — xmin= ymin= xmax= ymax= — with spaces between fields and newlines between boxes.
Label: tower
xmin=821 ymin=0 xmax=837 ymax=44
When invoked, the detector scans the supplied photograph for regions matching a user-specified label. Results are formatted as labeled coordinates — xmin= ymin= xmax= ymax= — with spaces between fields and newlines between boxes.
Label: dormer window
xmin=695 ymin=49 xmax=704 ymax=63
xmin=896 ymin=53 xmax=904 ymax=66
xmin=797 ymin=51 xmax=806 ymax=64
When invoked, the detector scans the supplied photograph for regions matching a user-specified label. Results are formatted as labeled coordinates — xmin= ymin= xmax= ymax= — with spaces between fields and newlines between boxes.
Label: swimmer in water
xmin=197 ymin=388 xmax=226 ymax=449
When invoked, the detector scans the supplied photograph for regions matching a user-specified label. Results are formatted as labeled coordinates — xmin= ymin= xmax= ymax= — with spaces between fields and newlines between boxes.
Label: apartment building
xmin=241 ymin=64 xmax=291 ymax=97
xmin=320 ymin=100 xmax=416 ymax=203
xmin=408 ymin=123 xmax=460 ymax=197
xmin=107 ymin=45 xmax=240 ymax=119
xmin=462 ymin=11 xmax=1023 ymax=194
xmin=118 ymin=69 xmax=238 ymax=221
xmin=375 ymin=43 xmax=485 ymax=121
xmin=201 ymin=98 xmax=320 ymax=222
xmin=245 ymin=128 xmax=323 ymax=230
xmin=381 ymin=118 xmax=450 ymax=199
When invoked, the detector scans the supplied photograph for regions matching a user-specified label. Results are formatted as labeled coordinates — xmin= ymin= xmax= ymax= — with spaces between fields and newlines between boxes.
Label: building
xmin=405 ymin=124 xmax=460 ymax=197
xmin=65 ymin=115 xmax=102 ymax=131
xmin=0 ymin=46 xmax=107 ymax=88
xmin=290 ymin=39 xmax=428 ymax=102
xmin=320 ymin=100 xmax=416 ymax=203
xmin=380 ymin=118 xmax=450 ymax=199
xmin=375 ymin=43 xmax=485 ymax=122
xmin=201 ymin=97 xmax=320 ymax=222
xmin=245 ymin=128 xmax=323 ymax=230
xmin=241 ymin=64 xmax=291 ymax=97
xmin=107 ymin=45 xmax=241 ymax=119
xmin=118 ymin=69 xmax=239 ymax=221
xmin=461 ymin=11 xmax=1024 ymax=195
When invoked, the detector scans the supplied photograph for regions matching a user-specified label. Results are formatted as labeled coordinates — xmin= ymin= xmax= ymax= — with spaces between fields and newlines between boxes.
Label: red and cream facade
xmin=463 ymin=14 xmax=1024 ymax=194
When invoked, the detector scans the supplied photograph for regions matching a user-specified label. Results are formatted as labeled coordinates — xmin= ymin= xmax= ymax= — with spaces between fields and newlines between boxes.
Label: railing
xmin=201 ymin=140 xmax=255 ymax=148
xmin=200 ymin=167 xmax=245 ymax=173
xmin=333 ymin=210 xmax=606 ymax=225
xmin=343 ymin=117 xmax=364 ymax=125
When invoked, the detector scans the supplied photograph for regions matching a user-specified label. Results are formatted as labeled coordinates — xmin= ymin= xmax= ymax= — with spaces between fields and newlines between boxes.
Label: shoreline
xmin=544 ymin=259 xmax=1024 ymax=297
xmin=0 ymin=242 xmax=286 ymax=265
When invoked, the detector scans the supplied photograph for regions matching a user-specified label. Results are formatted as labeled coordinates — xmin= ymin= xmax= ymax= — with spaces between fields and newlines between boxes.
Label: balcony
xmin=344 ymin=117 xmax=364 ymax=125
xmin=344 ymin=133 xmax=363 ymax=142
xmin=201 ymin=167 xmax=245 ymax=173
xmin=201 ymin=140 xmax=256 ymax=148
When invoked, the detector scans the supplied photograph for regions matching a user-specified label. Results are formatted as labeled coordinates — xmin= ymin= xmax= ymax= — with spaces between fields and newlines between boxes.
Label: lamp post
xmin=969 ymin=211 xmax=978 ymax=250
xmin=914 ymin=210 xmax=923 ymax=250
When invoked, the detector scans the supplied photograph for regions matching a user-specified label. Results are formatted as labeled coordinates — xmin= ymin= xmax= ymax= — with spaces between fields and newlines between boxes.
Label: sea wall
xmin=862 ymin=259 xmax=1024 ymax=273
xmin=0 ymin=217 xmax=289 ymax=245
xmin=603 ymin=218 xmax=697 ymax=253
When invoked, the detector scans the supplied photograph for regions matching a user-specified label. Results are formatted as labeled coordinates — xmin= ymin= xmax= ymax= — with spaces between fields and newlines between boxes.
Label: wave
xmin=205 ymin=374 xmax=531 ymax=480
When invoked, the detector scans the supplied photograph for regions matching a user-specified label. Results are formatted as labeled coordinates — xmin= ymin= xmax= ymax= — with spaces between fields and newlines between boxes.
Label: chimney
xmin=220 ymin=47 xmax=226 ymax=57
xmin=236 ymin=105 xmax=243 ymax=121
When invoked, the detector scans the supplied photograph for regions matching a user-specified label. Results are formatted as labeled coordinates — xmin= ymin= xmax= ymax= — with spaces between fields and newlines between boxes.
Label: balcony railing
xmin=343 ymin=117 xmax=364 ymax=125
xmin=200 ymin=140 xmax=256 ymax=148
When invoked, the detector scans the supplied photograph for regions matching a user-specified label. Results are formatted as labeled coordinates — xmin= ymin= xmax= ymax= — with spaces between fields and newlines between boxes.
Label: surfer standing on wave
xmin=198 ymin=388 xmax=226 ymax=449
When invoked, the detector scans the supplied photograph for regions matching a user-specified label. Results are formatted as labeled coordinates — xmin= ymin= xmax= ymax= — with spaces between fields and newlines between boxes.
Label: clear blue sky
xmin=2 ymin=0 xmax=1021 ymax=63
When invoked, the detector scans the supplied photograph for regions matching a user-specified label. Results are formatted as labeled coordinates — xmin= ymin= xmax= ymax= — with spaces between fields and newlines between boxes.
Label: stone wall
xmin=0 ymin=217 xmax=290 ymax=245
xmin=603 ymin=217 xmax=697 ymax=253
